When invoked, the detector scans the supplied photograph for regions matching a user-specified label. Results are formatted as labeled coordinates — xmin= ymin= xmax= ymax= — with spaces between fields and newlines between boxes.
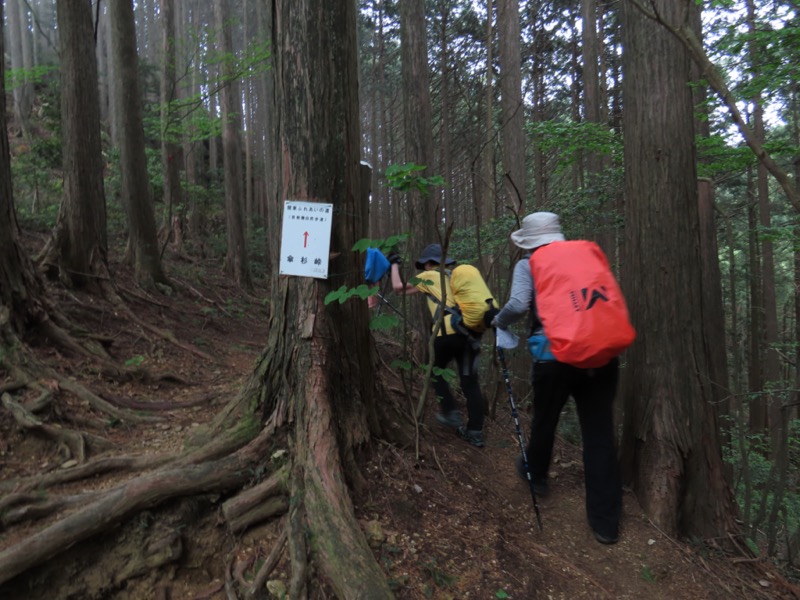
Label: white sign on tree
xmin=279 ymin=200 xmax=334 ymax=279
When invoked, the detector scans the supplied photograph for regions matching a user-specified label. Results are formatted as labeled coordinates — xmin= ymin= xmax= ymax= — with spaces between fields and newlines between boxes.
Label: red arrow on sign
xmin=303 ymin=232 xmax=309 ymax=248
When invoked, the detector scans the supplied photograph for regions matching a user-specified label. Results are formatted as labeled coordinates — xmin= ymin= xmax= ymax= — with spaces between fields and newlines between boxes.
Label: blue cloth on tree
xmin=365 ymin=247 xmax=391 ymax=284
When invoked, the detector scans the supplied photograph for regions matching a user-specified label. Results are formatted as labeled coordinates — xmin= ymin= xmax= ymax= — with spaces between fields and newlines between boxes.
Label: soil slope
xmin=0 ymin=251 xmax=797 ymax=600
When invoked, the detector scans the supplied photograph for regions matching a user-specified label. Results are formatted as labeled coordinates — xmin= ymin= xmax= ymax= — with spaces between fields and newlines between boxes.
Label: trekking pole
xmin=497 ymin=345 xmax=543 ymax=532
xmin=376 ymin=292 xmax=406 ymax=319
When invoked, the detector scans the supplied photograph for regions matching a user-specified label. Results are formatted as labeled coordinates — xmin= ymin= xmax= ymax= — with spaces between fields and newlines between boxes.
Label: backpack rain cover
xmin=530 ymin=241 xmax=635 ymax=368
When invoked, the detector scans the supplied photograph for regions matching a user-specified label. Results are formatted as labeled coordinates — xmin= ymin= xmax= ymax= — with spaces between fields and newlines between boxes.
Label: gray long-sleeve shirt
xmin=493 ymin=257 xmax=542 ymax=335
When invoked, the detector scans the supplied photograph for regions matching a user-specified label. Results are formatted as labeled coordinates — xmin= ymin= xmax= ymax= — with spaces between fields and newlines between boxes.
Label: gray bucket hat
xmin=415 ymin=243 xmax=456 ymax=269
xmin=510 ymin=212 xmax=566 ymax=250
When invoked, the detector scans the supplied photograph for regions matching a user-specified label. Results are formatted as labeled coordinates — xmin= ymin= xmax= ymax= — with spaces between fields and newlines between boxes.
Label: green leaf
xmin=324 ymin=285 xmax=349 ymax=305
xmin=495 ymin=590 xmax=510 ymax=599
xmin=124 ymin=355 xmax=145 ymax=367
xmin=409 ymin=275 xmax=434 ymax=286
xmin=352 ymin=237 xmax=383 ymax=252
xmin=354 ymin=284 xmax=378 ymax=300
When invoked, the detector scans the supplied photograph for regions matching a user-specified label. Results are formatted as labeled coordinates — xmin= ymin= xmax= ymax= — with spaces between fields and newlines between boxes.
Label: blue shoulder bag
xmin=527 ymin=334 xmax=556 ymax=362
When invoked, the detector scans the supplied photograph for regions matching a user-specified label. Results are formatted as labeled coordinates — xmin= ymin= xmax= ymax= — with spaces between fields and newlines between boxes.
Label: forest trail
xmin=0 ymin=251 xmax=797 ymax=600
xmin=374 ymin=409 xmax=780 ymax=599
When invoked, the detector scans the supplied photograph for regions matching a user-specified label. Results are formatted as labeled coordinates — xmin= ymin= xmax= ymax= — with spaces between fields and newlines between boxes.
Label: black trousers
xmin=528 ymin=358 xmax=622 ymax=538
xmin=432 ymin=333 xmax=485 ymax=431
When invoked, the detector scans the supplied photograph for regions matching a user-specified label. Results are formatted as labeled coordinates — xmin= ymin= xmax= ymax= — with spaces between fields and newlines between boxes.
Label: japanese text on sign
xmin=279 ymin=200 xmax=333 ymax=279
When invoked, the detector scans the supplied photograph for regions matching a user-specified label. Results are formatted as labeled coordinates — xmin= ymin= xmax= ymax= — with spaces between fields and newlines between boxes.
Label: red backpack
xmin=529 ymin=241 xmax=635 ymax=368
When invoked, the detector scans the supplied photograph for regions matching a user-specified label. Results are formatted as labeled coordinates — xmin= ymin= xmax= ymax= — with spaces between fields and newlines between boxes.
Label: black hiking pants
xmin=528 ymin=358 xmax=622 ymax=538
xmin=433 ymin=333 xmax=485 ymax=431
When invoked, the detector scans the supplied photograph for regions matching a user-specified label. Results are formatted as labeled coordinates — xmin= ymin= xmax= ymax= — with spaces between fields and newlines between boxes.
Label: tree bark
xmin=160 ymin=0 xmax=184 ymax=244
xmin=497 ymin=0 xmax=525 ymax=213
xmin=7 ymin=0 xmax=33 ymax=134
xmin=39 ymin=0 xmax=109 ymax=289
xmin=400 ymin=0 xmax=437 ymax=249
xmin=625 ymin=0 xmax=800 ymax=212
xmin=0 ymin=4 xmax=49 ymax=337
xmin=268 ymin=0 xmax=396 ymax=594
xmin=620 ymin=0 xmax=737 ymax=539
xmin=744 ymin=0 xmax=782 ymax=454
xmin=214 ymin=0 xmax=251 ymax=288
xmin=109 ymin=0 xmax=169 ymax=288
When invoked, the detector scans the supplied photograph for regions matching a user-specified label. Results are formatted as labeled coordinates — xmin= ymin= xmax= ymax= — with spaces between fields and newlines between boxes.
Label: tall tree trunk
xmin=746 ymin=169 xmax=765 ymax=433
xmin=242 ymin=0 xmax=254 ymax=241
xmin=582 ymin=0 xmax=615 ymax=252
xmin=367 ymin=0 xmax=382 ymax=238
xmin=183 ymin=0 xmax=203 ymax=245
xmin=497 ymin=0 xmax=525 ymax=213
xmin=254 ymin=0 xmax=278 ymax=275
xmin=39 ymin=0 xmax=109 ymax=290
xmin=697 ymin=180 xmax=731 ymax=443
xmin=160 ymin=0 xmax=183 ymax=243
xmin=399 ymin=0 xmax=436 ymax=249
xmin=7 ymin=0 xmax=32 ymax=135
xmin=437 ymin=0 xmax=453 ymax=225
xmin=690 ymin=5 xmax=730 ymax=446
xmin=482 ymin=0 xmax=495 ymax=222
xmin=530 ymin=3 xmax=546 ymax=209
xmin=263 ymin=0 xmax=395 ymax=594
xmin=0 ymin=2 xmax=49 ymax=337
xmin=214 ymin=0 xmax=251 ymax=288
xmin=620 ymin=0 xmax=737 ymax=538
xmin=96 ymin=4 xmax=110 ymax=127
xmin=109 ymin=0 xmax=169 ymax=288
xmin=745 ymin=0 xmax=781 ymax=454
xmin=103 ymin=4 xmax=120 ymax=147
xmin=475 ymin=0 xmax=495 ymax=275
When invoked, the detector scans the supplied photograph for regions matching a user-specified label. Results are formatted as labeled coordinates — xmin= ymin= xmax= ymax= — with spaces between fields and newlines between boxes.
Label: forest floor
xmin=1 ymin=237 xmax=799 ymax=600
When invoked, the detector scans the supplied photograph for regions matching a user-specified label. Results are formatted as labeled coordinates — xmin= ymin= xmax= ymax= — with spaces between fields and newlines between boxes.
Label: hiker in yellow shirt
xmin=389 ymin=244 xmax=486 ymax=447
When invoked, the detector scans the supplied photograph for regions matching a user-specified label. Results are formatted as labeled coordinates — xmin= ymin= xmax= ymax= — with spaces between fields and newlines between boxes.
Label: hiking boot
xmin=592 ymin=530 xmax=619 ymax=545
xmin=456 ymin=426 xmax=485 ymax=448
xmin=515 ymin=456 xmax=549 ymax=497
xmin=436 ymin=410 xmax=463 ymax=428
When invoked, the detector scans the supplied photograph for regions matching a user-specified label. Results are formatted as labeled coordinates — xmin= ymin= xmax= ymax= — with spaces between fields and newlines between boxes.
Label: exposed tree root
xmin=0 ymin=490 xmax=105 ymax=527
xmin=221 ymin=466 xmax=289 ymax=533
xmin=1 ymin=289 xmax=402 ymax=598
xmin=99 ymin=389 xmax=219 ymax=412
xmin=106 ymin=284 xmax=218 ymax=363
xmin=39 ymin=318 xmax=112 ymax=363
xmin=287 ymin=467 xmax=309 ymax=600
xmin=0 ymin=426 xmax=274 ymax=585
xmin=2 ymin=392 xmax=112 ymax=462
xmin=0 ymin=452 xmax=177 ymax=494
xmin=249 ymin=524 xmax=288 ymax=597
xmin=2 ymin=316 xmax=164 ymax=425
xmin=57 ymin=376 xmax=163 ymax=423
xmin=2 ymin=359 xmax=163 ymax=424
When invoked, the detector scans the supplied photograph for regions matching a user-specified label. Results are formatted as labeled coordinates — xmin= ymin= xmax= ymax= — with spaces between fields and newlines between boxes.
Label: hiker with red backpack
xmin=389 ymin=243 xmax=495 ymax=448
xmin=492 ymin=212 xmax=634 ymax=545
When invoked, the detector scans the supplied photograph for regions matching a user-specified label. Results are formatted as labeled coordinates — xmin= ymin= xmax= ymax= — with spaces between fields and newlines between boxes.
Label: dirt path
xmin=358 ymin=409 xmax=798 ymax=599
xmin=1 ymin=257 xmax=797 ymax=599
